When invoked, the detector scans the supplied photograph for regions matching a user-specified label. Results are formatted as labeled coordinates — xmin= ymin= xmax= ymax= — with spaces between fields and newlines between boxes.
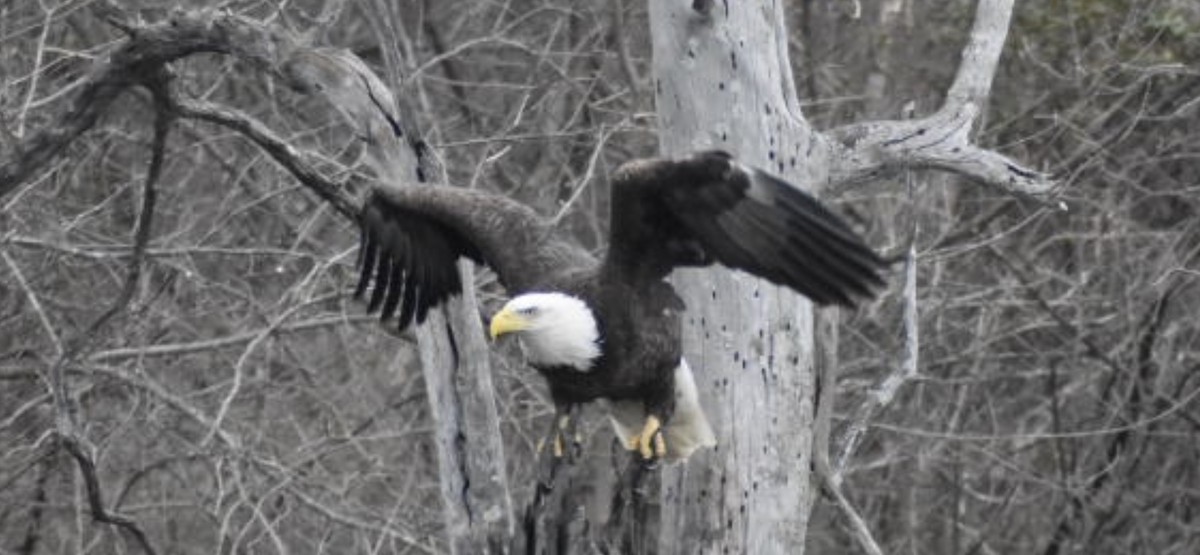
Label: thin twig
xmin=834 ymin=171 xmax=921 ymax=480
xmin=1 ymin=250 xmax=63 ymax=357
xmin=242 ymin=451 xmax=438 ymax=553
xmin=810 ymin=173 xmax=913 ymax=555
xmin=15 ymin=2 xmax=53 ymax=138
xmin=817 ymin=470 xmax=884 ymax=555
xmin=91 ymin=364 xmax=241 ymax=449
xmin=60 ymin=438 xmax=158 ymax=555
xmin=90 ymin=313 xmax=394 ymax=362
xmin=551 ymin=126 xmax=611 ymax=226
xmin=203 ymin=297 xmax=319 ymax=447
xmin=174 ymin=97 xmax=358 ymax=220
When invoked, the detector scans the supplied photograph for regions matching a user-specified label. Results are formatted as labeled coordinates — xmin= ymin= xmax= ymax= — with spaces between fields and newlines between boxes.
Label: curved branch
xmin=823 ymin=0 xmax=1061 ymax=206
xmin=0 ymin=10 xmax=299 ymax=198
xmin=172 ymin=97 xmax=357 ymax=219
xmin=827 ymin=107 xmax=1056 ymax=199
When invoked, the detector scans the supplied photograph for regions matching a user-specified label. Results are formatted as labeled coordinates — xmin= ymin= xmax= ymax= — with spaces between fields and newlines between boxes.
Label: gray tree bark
xmin=651 ymin=2 xmax=821 ymax=553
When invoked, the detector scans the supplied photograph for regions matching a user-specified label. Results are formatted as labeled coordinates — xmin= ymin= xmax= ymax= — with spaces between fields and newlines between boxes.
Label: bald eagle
xmin=356 ymin=151 xmax=885 ymax=461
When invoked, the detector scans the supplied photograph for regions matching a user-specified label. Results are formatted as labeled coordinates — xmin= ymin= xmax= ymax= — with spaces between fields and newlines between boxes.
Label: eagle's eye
xmin=517 ymin=306 xmax=538 ymax=316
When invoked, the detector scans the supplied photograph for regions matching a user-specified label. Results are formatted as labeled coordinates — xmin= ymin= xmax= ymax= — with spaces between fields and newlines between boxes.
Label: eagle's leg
xmin=537 ymin=403 xmax=581 ymax=458
xmin=625 ymin=380 xmax=674 ymax=460
xmin=626 ymin=415 xmax=667 ymax=459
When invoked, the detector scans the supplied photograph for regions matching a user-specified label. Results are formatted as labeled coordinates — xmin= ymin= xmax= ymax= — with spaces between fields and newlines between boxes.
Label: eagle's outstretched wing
xmin=356 ymin=186 xmax=592 ymax=330
xmin=606 ymin=151 xmax=886 ymax=305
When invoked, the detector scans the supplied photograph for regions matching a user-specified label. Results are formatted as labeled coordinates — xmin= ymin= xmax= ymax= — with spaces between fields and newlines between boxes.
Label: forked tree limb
xmin=824 ymin=0 xmax=1060 ymax=204
xmin=814 ymin=3 xmax=1049 ymax=555
xmin=825 ymin=0 xmax=1044 ymax=480
xmin=825 ymin=104 xmax=1057 ymax=200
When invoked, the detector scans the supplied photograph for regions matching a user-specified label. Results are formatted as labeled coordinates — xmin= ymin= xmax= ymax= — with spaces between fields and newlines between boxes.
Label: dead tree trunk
xmin=650 ymin=1 xmax=1052 ymax=553
xmin=277 ymin=47 xmax=518 ymax=555
xmin=651 ymin=2 xmax=821 ymax=552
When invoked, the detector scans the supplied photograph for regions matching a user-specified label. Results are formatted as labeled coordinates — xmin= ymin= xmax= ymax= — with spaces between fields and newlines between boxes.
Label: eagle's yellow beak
xmin=489 ymin=307 xmax=530 ymax=340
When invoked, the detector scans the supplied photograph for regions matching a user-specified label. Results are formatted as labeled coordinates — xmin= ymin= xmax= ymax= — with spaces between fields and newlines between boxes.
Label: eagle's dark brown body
xmin=532 ymin=277 xmax=684 ymax=417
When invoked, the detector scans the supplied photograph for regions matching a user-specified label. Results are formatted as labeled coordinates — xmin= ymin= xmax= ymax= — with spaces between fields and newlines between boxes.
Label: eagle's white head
xmin=489 ymin=292 xmax=601 ymax=371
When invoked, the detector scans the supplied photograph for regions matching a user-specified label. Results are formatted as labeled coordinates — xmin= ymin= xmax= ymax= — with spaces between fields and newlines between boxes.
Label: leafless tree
xmin=2 ymin=1 xmax=1197 ymax=554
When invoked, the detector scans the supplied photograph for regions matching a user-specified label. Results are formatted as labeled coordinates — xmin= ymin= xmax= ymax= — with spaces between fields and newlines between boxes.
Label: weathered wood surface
xmin=650 ymin=1 xmax=820 ymax=553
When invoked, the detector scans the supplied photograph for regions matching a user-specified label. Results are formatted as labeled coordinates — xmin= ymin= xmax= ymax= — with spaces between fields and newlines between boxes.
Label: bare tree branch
xmin=173 ymin=98 xmax=357 ymax=220
xmin=59 ymin=438 xmax=158 ymax=555
xmin=0 ymin=10 xmax=299 ymax=198
xmin=817 ymin=471 xmax=884 ymax=555
xmin=834 ymin=181 xmax=920 ymax=480
xmin=89 ymin=314 xmax=392 ymax=363
xmin=813 ymin=309 xmax=885 ymax=555
xmin=824 ymin=0 xmax=1060 ymax=203
xmin=945 ymin=0 xmax=1016 ymax=108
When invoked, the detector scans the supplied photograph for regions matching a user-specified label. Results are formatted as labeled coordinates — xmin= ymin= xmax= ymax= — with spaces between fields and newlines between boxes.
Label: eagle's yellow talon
xmin=633 ymin=415 xmax=665 ymax=460
xmin=626 ymin=435 xmax=640 ymax=451
xmin=538 ymin=413 xmax=574 ymax=458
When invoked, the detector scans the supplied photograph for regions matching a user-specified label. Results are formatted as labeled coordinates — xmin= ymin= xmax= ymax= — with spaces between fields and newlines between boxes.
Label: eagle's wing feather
xmin=357 ymin=186 xmax=592 ymax=331
xmin=607 ymin=151 xmax=886 ymax=306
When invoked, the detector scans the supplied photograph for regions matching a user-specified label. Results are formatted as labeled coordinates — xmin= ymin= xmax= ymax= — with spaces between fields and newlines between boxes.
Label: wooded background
xmin=2 ymin=0 xmax=1198 ymax=554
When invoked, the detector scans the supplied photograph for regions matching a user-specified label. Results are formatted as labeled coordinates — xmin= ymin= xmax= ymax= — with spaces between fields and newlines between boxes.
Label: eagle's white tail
xmin=609 ymin=359 xmax=716 ymax=462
